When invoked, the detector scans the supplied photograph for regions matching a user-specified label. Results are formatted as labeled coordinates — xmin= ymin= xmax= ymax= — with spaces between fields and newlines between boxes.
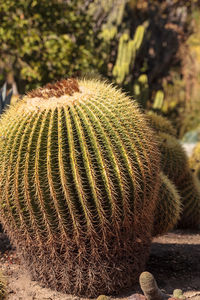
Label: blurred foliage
xmin=1 ymin=0 xmax=200 ymax=137
xmin=89 ymin=0 xmax=198 ymax=110
xmin=158 ymin=5 xmax=200 ymax=138
xmin=0 ymin=0 xmax=102 ymax=93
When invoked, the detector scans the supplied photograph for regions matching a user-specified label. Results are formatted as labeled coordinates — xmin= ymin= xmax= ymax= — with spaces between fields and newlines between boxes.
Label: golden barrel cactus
xmin=0 ymin=78 xmax=161 ymax=296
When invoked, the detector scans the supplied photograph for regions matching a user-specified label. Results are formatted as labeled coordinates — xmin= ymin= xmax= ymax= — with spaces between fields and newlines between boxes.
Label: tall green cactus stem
xmin=0 ymin=78 xmax=161 ymax=296
xmin=157 ymin=132 xmax=200 ymax=229
xmin=146 ymin=112 xmax=177 ymax=137
xmin=153 ymin=172 xmax=182 ymax=237
xmin=133 ymin=74 xmax=149 ymax=109
xmin=113 ymin=25 xmax=145 ymax=84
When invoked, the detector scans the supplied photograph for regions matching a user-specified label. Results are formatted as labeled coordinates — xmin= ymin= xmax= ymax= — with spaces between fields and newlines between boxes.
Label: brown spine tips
xmin=27 ymin=78 xmax=80 ymax=99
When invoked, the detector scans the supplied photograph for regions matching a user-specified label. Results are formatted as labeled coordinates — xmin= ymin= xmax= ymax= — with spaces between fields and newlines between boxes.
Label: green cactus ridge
xmin=0 ymin=78 xmax=161 ymax=296
xmin=153 ymin=172 xmax=182 ymax=237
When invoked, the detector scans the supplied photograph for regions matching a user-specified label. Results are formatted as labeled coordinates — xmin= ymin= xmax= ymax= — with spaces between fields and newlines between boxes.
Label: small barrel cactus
xmin=158 ymin=133 xmax=200 ymax=229
xmin=0 ymin=78 xmax=161 ymax=296
xmin=153 ymin=172 xmax=182 ymax=237
xmin=146 ymin=119 xmax=200 ymax=229
xmin=139 ymin=271 xmax=169 ymax=300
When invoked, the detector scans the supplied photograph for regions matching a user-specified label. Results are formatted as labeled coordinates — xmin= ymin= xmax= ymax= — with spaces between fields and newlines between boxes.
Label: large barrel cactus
xmin=0 ymin=78 xmax=161 ymax=296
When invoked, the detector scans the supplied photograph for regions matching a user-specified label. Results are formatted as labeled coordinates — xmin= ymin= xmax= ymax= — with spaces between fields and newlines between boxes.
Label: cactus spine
xmin=0 ymin=78 xmax=161 ymax=296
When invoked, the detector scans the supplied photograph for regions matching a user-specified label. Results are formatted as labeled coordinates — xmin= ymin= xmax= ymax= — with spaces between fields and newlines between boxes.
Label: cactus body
xmin=0 ymin=78 xmax=161 ymax=296
xmin=146 ymin=113 xmax=176 ymax=137
xmin=139 ymin=272 xmax=169 ymax=300
xmin=158 ymin=132 xmax=188 ymax=179
xmin=156 ymin=132 xmax=200 ymax=229
xmin=153 ymin=172 xmax=181 ymax=237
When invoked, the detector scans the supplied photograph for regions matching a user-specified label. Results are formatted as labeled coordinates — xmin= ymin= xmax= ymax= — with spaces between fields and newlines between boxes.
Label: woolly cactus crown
xmin=0 ymin=78 xmax=161 ymax=296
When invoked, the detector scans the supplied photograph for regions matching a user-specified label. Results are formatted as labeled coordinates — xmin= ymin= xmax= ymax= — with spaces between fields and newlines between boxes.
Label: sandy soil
xmin=0 ymin=229 xmax=199 ymax=300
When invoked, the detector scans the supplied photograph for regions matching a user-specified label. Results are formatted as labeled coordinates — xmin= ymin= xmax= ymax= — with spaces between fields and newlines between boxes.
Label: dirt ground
xmin=0 ymin=229 xmax=199 ymax=300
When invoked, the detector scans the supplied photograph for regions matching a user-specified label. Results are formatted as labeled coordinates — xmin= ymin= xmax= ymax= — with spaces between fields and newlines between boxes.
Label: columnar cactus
xmin=0 ymin=78 xmax=161 ymax=296
xmin=153 ymin=172 xmax=181 ymax=237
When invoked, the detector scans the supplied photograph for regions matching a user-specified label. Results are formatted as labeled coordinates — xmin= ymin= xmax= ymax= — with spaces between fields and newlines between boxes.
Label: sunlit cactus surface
xmin=0 ymin=78 xmax=161 ymax=296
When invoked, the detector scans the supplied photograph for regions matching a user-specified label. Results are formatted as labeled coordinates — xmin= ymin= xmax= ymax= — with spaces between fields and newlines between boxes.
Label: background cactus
xmin=146 ymin=112 xmax=177 ymax=137
xmin=112 ymin=25 xmax=145 ymax=84
xmin=153 ymin=172 xmax=181 ymax=237
xmin=0 ymin=78 xmax=161 ymax=297
xmin=153 ymin=129 xmax=200 ymax=229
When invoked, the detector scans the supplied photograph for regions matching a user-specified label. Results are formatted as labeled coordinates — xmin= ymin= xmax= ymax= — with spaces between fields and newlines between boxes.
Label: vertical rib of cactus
xmin=57 ymin=108 xmax=83 ymax=243
xmin=84 ymin=96 xmax=157 ymax=228
xmin=0 ymin=113 xmax=33 ymax=230
xmin=64 ymin=107 xmax=95 ymax=236
xmin=45 ymin=108 xmax=74 ymax=258
xmin=69 ymin=106 xmax=111 ymax=238
xmin=24 ymin=112 xmax=49 ymax=244
xmin=76 ymin=102 xmax=133 ymax=225
xmin=13 ymin=113 xmax=39 ymax=236
xmin=79 ymin=100 xmax=136 ymax=206
xmin=34 ymin=110 xmax=60 ymax=246
xmin=69 ymin=104 xmax=121 ymax=236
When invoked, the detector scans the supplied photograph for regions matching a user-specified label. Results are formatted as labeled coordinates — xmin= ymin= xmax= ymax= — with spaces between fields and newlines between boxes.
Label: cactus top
xmin=17 ymin=78 xmax=133 ymax=112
